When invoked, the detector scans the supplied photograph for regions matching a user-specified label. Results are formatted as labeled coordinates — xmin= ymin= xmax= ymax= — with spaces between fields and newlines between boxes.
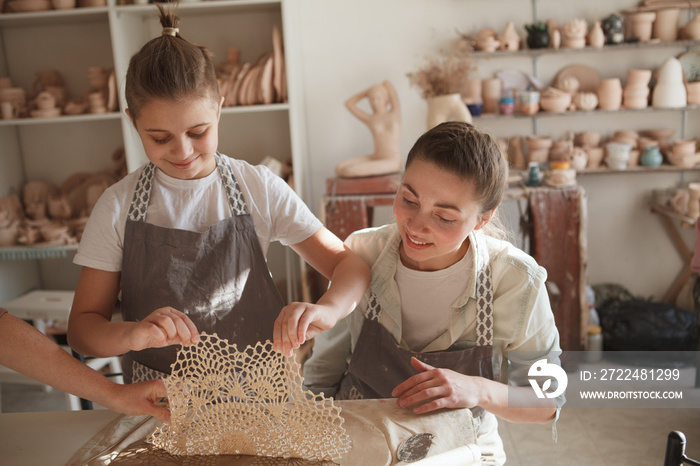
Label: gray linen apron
xmin=336 ymin=249 xmax=505 ymax=464
xmin=120 ymin=153 xmax=285 ymax=383
xmin=337 ymin=257 xmax=496 ymax=407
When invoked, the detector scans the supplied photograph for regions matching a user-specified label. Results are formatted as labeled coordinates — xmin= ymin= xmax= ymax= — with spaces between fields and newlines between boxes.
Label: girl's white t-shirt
xmin=74 ymin=156 xmax=322 ymax=272
xmin=395 ymin=250 xmax=473 ymax=351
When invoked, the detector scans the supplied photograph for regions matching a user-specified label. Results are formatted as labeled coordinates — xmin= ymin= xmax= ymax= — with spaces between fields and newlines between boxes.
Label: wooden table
xmin=649 ymin=203 xmax=696 ymax=304
xmin=0 ymin=409 xmax=120 ymax=466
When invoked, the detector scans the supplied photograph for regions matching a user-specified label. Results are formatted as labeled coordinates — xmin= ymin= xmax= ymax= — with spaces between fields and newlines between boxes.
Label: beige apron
xmin=120 ymin=153 xmax=285 ymax=383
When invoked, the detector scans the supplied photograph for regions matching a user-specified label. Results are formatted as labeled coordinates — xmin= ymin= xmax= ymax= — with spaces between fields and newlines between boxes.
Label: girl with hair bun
xmin=68 ymin=4 xmax=369 ymax=384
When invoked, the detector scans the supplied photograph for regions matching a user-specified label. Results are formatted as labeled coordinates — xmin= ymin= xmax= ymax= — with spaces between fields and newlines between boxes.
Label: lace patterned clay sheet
xmin=68 ymin=333 xmax=480 ymax=465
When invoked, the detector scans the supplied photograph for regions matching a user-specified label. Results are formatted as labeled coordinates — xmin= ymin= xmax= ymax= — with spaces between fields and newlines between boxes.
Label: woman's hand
xmin=392 ymin=357 xmax=483 ymax=414
xmin=273 ymin=302 xmax=336 ymax=356
xmin=125 ymin=307 xmax=199 ymax=351
xmin=105 ymin=379 xmax=171 ymax=422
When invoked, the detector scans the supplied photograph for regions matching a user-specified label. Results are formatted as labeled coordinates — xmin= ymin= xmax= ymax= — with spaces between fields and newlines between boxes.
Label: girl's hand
xmin=391 ymin=357 xmax=482 ymax=414
xmin=273 ymin=302 xmax=336 ymax=356
xmin=106 ymin=378 xmax=171 ymax=422
xmin=126 ymin=307 xmax=199 ymax=351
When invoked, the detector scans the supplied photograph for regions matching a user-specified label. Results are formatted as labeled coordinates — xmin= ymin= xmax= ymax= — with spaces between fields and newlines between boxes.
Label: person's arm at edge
xmin=0 ymin=311 xmax=170 ymax=421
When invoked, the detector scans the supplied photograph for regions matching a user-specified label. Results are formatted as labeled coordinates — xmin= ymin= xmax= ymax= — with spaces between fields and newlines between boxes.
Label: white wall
xmin=295 ymin=0 xmax=700 ymax=300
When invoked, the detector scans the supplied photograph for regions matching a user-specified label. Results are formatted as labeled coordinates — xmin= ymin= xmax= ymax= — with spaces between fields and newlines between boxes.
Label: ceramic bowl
xmin=540 ymin=88 xmax=572 ymax=113
xmin=466 ymin=103 xmax=483 ymax=117
xmin=672 ymin=139 xmax=697 ymax=157
xmin=668 ymin=152 xmax=700 ymax=168
xmin=574 ymin=131 xmax=601 ymax=148
xmin=526 ymin=135 xmax=553 ymax=151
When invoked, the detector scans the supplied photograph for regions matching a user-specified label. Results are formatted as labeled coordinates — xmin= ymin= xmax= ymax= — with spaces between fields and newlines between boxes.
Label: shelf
xmin=471 ymin=39 xmax=700 ymax=59
xmin=0 ymin=7 xmax=108 ymax=27
xmin=475 ymin=105 xmax=700 ymax=121
xmin=114 ymin=0 xmax=280 ymax=16
xmin=0 ymin=112 xmax=121 ymax=127
xmin=511 ymin=165 xmax=700 ymax=178
xmin=0 ymin=244 xmax=78 ymax=261
xmin=221 ymin=102 xmax=289 ymax=115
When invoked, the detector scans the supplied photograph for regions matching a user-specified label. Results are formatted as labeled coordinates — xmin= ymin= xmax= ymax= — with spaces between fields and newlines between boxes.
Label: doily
xmin=149 ymin=333 xmax=350 ymax=462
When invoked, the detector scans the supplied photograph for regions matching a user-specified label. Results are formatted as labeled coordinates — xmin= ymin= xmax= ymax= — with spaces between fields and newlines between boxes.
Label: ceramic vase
xmin=653 ymin=8 xmax=681 ymax=41
xmin=482 ymin=78 xmax=502 ymax=114
xmin=652 ymin=57 xmax=687 ymax=108
xmin=426 ymin=93 xmax=472 ymax=129
xmin=627 ymin=12 xmax=656 ymax=42
xmin=550 ymin=29 xmax=561 ymax=49
xmin=587 ymin=21 xmax=605 ymax=47
xmin=640 ymin=145 xmax=663 ymax=167
xmin=597 ymin=78 xmax=623 ymax=111
xmin=602 ymin=13 xmax=625 ymax=44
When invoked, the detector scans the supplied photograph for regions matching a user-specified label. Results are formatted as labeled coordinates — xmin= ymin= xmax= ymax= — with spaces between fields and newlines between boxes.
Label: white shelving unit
xmin=0 ymin=0 xmax=308 ymax=302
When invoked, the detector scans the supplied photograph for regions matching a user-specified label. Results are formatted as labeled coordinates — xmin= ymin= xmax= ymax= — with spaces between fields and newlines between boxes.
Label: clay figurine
xmin=335 ymin=81 xmax=402 ymax=178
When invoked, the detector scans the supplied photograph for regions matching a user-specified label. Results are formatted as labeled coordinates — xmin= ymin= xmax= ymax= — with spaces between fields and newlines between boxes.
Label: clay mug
xmin=1 ymin=101 xmax=16 ymax=120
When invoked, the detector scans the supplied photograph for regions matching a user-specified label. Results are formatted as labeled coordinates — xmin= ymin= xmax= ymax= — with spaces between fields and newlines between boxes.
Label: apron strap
xmin=475 ymin=264 xmax=494 ymax=346
xmin=366 ymin=265 xmax=494 ymax=346
xmin=215 ymin=152 xmax=249 ymax=216
xmin=127 ymin=163 xmax=156 ymax=222
xmin=126 ymin=154 xmax=249 ymax=222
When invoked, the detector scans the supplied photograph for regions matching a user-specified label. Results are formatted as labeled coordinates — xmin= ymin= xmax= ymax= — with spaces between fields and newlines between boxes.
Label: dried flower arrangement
xmin=407 ymin=53 xmax=474 ymax=99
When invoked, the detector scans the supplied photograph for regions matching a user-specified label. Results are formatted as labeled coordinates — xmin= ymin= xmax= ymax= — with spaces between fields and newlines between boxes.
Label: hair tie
xmin=162 ymin=27 xmax=179 ymax=37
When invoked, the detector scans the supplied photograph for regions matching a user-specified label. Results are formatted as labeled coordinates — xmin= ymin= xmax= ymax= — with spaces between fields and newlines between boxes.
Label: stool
xmin=0 ymin=290 xmax=123 ymax=411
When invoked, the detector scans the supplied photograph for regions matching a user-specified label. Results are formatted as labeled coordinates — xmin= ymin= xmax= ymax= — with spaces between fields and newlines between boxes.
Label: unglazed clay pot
xmin=653 ymin=8 xmax=681 ymax=41
xmin=574 ymin=131 xmax=601 ymax=148
xmin=681 ymin=12 xmax=700 ymax=40
xmin=482 ymin=78 xmax=502 ymax=114
xmin=586 ymin=147 xmax=605 ymax=168
xmin=623 ymin=69 xmax=652 ymax=109
xmin=597 ymin=78 xmax=623 ymax=111
xmin=686 ymin=82 xmax=700 ymax=105
xmin=539 ymin=87 xmax=572 ymax=113
xmin=627 ymin=12 xmax=656 ymax=42
xmin=462 ymin=79 xmax=482 ymax=104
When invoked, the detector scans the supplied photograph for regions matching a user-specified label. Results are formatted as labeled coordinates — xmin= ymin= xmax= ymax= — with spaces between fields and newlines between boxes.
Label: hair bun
xmin=162 ymin=27 xmax=179 ymax=37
